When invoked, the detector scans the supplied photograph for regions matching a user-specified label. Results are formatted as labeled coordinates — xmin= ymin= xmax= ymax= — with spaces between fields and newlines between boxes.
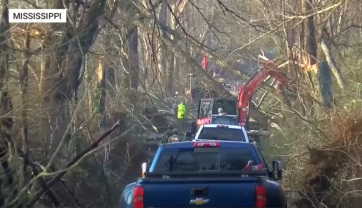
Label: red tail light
xmin=194 ymin=142 xmax=220 ymax=147
xmin=252 ymin=164 xmax=264 ymax=171
xmin=133 ymin=186 xmax=144 ymax=208
xmin=256 ymin=185 xmax=266 ymax=208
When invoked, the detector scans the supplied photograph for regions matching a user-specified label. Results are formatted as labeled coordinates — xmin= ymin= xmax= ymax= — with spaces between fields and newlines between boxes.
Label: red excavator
xmin=191 ymin=55 xmax=289 ymax=134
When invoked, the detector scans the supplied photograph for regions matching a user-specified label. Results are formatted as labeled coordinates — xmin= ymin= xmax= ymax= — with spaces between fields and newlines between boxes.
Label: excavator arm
xmin=192 ymin=54 xmax=289 ymax=133
xmin=238 ymin=55 xmax=288 ymax=128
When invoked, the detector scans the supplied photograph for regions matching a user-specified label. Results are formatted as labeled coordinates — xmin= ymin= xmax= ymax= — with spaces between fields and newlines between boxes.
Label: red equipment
xmin=238 ymin=55 xmax=288 ymax=127
xmin=193 ymin=54 xmax=289 ymax=131
xmin=202 ymin=55 xmax=208 ymax=70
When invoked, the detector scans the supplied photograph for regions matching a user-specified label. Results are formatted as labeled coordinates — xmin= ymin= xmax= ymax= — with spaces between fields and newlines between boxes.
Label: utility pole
xmin=187 ymin=73 xmax=195 ymax=103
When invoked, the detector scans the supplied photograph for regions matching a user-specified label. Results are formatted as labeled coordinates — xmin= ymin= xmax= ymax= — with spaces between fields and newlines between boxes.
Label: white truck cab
xmin=193 ymin=124 xmax=250 ymax=143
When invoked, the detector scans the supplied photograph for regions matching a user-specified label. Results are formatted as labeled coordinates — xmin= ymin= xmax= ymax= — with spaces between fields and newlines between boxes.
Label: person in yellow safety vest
xmin=177 ymin=101 xmax=187 ymax=119
xmin=177 ymin=101 xmax=187 ymax=131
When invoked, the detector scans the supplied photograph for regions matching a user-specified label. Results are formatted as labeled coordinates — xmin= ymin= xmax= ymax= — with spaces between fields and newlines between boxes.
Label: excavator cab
xmin=198 ymin=98 xmax=237 ymax=117
xmin=192 ymin=98 xmax=238 ymax=133
xmin=188 ymin=54 xmax=291 ymax=139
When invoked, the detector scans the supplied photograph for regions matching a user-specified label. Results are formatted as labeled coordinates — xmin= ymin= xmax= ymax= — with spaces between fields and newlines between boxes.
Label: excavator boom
xmin=192 ymin=55 xmax=289 ymax=134
xmin=238 ymin=56 xmax=288 ymax=127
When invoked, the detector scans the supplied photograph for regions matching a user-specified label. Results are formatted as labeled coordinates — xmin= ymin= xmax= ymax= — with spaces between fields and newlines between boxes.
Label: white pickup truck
xmin=193 ymin=124 xmax=250 ymax=143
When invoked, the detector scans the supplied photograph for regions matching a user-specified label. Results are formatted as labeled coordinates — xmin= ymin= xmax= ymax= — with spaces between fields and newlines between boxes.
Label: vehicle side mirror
xmin=141 ymin=161 xmax=151 ymax=178
xmin=271 ymin=160 xmax=282 ymax=180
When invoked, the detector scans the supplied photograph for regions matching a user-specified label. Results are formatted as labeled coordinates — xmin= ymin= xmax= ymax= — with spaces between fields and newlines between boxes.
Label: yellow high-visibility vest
xmin=177 ymin=103 xmax=186 ymax=119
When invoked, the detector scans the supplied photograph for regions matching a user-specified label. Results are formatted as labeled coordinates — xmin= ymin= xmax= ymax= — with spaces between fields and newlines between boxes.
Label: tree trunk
xmin=304 ymin=0 xmax=317 ymax=67
xmin=128 ymin=28 xmax=139 ymax=90
xmin=320 ymin=40 xmax=344 ymax=91
xmin=140 ymin=34 xmax=149 ymax=86
xmin=41 ymin=0 xmax=108 ymax=154
xmin=85 ymin=55 xmax=94 ymax=115
xmin=165 ymin=3 xmax=176 ymax=96
xmin=159 ymin=1 xmax=168 ymax=92
xmin=121 ymin=27 xmax=139 ymax=90
xmin=0 ymin=0 xmax=16 ymax=205
xmin=317 ymin=61 xmax=334 ymax=107
xmin=19 ymin=24 xmax=31 ymax=187
xmin=97 ymin=0 xmax=119 ymax=124
xmin=96 ymin=58 xmax=106 ymax=127
xmin=301 ymin=0 xmax=317 ymax=116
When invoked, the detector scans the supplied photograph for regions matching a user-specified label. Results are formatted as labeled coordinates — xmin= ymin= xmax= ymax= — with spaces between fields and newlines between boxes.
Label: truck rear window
xmin=198 ymin=128 xmax=246 ymax=141
xmin=153 ymin=147 xmax=260 ymax=173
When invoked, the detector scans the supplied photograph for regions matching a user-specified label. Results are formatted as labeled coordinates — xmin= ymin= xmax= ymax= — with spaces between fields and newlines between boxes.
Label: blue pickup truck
xmin=120 ymin=141 xmax=287 ymax=208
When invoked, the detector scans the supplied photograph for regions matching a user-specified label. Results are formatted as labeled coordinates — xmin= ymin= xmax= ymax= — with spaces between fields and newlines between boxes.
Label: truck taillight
xmin=194 ymin=142 xmax=220 ymax=147
xmin=256 ymin=185 xmax=266 ymax=208
xmin=245 ymin=164 xmax=264 ymax=171
xmin=252 ymin=164 xmax=264 ymax=171
xmin=133 ymin=186 xmax=144 ymax=208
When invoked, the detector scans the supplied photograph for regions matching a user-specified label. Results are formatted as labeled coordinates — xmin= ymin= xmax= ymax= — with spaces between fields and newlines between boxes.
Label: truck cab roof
xmin=193 ymin=124 xmax=250 ymax=143
xmin=201 ymin=124 xmax=243 ymax=129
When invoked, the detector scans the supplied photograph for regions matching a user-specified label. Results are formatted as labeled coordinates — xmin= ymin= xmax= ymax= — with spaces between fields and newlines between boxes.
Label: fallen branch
xmin=25 ymin=120 xmax=121 ymax=207
xmin=27 ymin=159 xmax=60 ymax=206
xmin=117 ymin=5 xmax=272 ymax=128
xmin=0 ymin=135 xmax=60 ymax=207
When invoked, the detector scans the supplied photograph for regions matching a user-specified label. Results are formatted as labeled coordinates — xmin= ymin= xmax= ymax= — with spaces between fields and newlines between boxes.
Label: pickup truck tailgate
xmin=142 ymin=177 xmax=262 ymax=207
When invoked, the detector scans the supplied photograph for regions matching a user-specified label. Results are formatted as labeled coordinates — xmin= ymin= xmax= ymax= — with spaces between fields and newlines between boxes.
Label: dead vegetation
xmin=1 ymin=0 xmax=362 ymax=207
xmin=297 ymin=110 xmax=362 ymax=208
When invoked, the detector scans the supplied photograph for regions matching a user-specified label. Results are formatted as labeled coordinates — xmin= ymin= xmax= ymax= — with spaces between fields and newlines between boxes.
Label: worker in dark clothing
xmin=167 ymin=129 xmax=180 ymax=143
xmin=172 ymin=101 xmax=178 ymax=118
xmin=172 ymin=91 xmax=179 ymax=119
xmin=162 ymin=128 xmax=179 ymax=144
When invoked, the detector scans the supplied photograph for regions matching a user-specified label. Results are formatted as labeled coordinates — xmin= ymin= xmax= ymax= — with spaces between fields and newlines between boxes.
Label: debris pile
xmin=296 ymin=111 xmax=362 ymax=208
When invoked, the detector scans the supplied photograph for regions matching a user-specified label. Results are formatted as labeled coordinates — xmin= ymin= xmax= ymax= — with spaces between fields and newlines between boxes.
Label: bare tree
xmin=0 ymin=0 xmax=15 ymax=206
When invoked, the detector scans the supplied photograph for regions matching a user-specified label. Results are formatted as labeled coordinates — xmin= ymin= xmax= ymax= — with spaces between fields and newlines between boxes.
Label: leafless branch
xmin=25 ymin=120 xmax=121 ymax=207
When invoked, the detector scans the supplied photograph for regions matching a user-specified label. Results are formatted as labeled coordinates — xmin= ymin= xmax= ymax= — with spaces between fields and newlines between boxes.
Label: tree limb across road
xmin=119 ymin=1 xmax=281 ymax=128
xmin=25 ymin=120 xmax=121 ymax=207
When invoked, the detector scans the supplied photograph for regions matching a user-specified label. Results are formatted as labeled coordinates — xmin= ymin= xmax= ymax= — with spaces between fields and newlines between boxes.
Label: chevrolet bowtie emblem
xmin=190 ymin=198 xmax=209 ymax=205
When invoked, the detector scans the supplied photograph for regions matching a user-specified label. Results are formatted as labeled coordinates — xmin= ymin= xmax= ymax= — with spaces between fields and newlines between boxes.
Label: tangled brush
xmin=296 ymin=110 xmax=362 ymax=208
